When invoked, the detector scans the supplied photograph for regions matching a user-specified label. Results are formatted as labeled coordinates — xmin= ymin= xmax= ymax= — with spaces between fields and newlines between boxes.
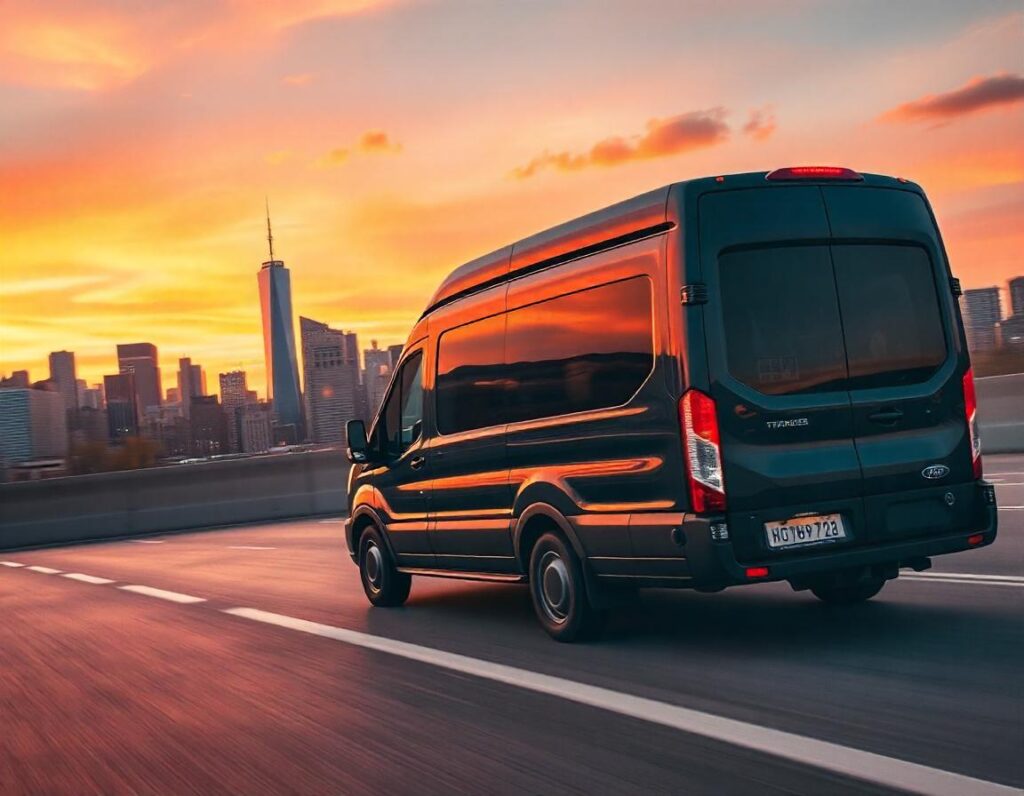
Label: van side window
xmin=436 ymin=315 xmax=506 ymax=434
xmin=378 ymin=350 xmax=424 ymax=459
xmin=505 ymin=277 xmax=653 ymax=423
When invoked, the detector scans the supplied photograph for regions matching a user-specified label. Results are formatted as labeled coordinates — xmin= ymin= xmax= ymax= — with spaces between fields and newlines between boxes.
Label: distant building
xmin=0 ymin=388 xmax=69 ymax=466
xmin=117 ymin=343 xmax=162 ymax=412
xmin=219 ymin=370 xmax=250 ymax=453
xmin=72 ymin=406 xmax=109 ymax=447
xmin=177 ymin=357 xmax=204 ymax=418
xmin=48 ymin=350 xmax=78 ymax=414
xmin=104 ymin=373 xmax=139 ymax=440
xmin=1 ymin=371 xmax=30 ymax=388
xmin=963 ymin=287 xmax=1002 ymax=351
xmin=363 ymin=340 xmax=392 ymax=417
xmin=239 ymin=403 xmax=274 ymax=454
xmin=1009 ymin=276 xmax=1024 ymax=317
xmin=166 ymin=386 xmax=180 ymax=404
xmin=387 ymin=344 xmax=404 ymax=370
xmin=258 ymin=210 xmax=304 ymax=437
xmin=79 ymin=385 xmax=104 ymax=411
xmin=301 ymin=317 xmax=363 ymax=445
xmin=189 ymin=395 xmax=227 ymax=457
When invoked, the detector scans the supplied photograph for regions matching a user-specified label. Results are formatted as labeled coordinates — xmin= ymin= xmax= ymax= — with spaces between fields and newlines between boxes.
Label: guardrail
xmin=0 ymin=450 xmax=350 ymax=550
xmin=976 ymin=373 xmax=1024 ymax=455
xmin=0 ymin=376 xmax=1020 ymax=550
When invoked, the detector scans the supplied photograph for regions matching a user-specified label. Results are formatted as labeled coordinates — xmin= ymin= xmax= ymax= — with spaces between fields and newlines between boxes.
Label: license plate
xmin=764 ymin=513 xmax=846 ymax=549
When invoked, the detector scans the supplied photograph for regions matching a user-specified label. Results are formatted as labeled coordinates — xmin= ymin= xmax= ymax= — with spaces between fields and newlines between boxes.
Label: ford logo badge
xmin=922 ymin=464 xmax=950 ymax=480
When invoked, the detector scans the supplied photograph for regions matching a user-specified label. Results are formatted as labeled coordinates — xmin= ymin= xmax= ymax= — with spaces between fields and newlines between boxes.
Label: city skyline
xmin=2 ymin=2 xmax=1022 ymax=392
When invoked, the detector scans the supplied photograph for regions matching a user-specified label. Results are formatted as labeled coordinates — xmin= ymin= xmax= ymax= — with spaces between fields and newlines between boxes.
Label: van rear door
xmin=823 ymin=187 xmax=975 ymax=544
xmin=699 ymin=187 xmax=865 ymax=563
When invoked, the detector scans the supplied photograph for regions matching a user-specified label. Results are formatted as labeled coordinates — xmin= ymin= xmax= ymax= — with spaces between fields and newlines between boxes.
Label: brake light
xmin=962 ymin=367 xmax=982 ymax=478
xmin=680 ymin=389 xmax=726 ymax=513
xmin=746 ymin=566 xmax=770 ymax=579
xmin=967 ymin=533 xmax=984 ymax=547
xmin=765 ymin=166 xmax=863 ymax=181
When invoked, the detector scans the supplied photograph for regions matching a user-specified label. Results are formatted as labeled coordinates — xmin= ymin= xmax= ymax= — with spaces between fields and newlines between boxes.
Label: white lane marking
xmin=1 ymin=561 xmax=26 ymax=567
xmin=227 ymin=545 xmax=276 ymax=550
xmin=62 ymin=573 xmax=115 ymax=585
xmin=131 ymin=539 xmax=165 ymax=544
xmin=319 ymin=518 xmax=344 ymax=524
xmin=901 ymin=576 xmax=1022 ymax=588
xmin=991 ymin=482 xmax=1024 ymax=487
xmin=118 ymin=585 xmax=206 ymax=604
xmin=223 ymin=607 xmax=1016 ymax=796
xmin=997 ymin=505 xmax=1024 ymax=510
xmin=26 ymin=566 xmax=61 ymax=574
xmin=911 ymin=572 xmax=1024 ymax=583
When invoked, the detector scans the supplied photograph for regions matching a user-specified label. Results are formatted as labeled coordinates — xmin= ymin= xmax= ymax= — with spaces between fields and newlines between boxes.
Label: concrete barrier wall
xmin=976 ymin=373 xmax=1024 ymax=455
xmin=0 ymin=377 xmax=1019 ymax=550
xmin=0 ymin=450 xmax=350 ymax=550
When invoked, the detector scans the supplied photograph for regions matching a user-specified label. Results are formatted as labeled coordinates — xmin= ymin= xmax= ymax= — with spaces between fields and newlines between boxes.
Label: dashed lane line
xmin=910 ymin=572 xmax=1024 ymax=583
xmin=901 ymin=576 xmax=1022 ymax=588
xmin=227 ymin=546 xmax=277 ymax=550
xmin=26 ymin=566 xmax=62 ymax=574
xmin=1 ymin=561 xmax=26 ymax=567
xmin=131 ymin=539 xmax=166 ymax=544
xmin=62 ymin=573 xmax=115 ymax=585
xmin=117 ymin=585 xmax=206 ymax=604
xmin=223 ymin=606 xmax=1017 ymax=796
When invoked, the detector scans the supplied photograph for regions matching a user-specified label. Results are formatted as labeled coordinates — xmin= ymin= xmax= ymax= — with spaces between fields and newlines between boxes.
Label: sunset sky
xmin=1 ymin=0 xmax=1022 ymax=398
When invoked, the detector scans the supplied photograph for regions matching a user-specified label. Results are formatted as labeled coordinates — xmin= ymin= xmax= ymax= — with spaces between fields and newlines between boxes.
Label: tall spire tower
xmin=257 ymin=204 xmax=304 ymax=441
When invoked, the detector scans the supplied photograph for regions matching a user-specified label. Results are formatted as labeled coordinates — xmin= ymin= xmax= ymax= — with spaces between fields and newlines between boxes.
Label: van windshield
xmin=719 ymin=244 xmax=946 ymax=395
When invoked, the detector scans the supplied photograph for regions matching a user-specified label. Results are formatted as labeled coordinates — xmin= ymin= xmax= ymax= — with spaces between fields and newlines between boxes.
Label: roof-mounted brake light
xmin=766 ymin=166 xmax=863 ymax=181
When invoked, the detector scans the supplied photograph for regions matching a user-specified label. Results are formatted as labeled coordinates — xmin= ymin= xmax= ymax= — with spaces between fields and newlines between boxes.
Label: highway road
xmin=2 ymin=454 xmax=1022 ymax=795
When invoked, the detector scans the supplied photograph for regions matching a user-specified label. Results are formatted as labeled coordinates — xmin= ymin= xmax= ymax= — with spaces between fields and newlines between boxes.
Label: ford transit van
xmin=344 ymin=167 xmax=998 ymax=641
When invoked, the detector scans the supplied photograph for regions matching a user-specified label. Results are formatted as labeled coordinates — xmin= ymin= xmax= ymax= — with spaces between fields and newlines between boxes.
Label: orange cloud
xmin=512 ymin=109 xmax=730 ymax=179
xmin=743 ymin=106 xmax=776 ymax=141
xmin=880 ymin=72 xmax=1024 ymax=123
xmin=318 ymin=147 xmax=350 ymax=167
xmin=359 ymin=130 xmax=402 ymax=153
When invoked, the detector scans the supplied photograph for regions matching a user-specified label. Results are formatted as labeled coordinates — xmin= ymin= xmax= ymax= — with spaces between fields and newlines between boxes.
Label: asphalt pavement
xmin=2 ymin=454 xmax=1022 ymax=795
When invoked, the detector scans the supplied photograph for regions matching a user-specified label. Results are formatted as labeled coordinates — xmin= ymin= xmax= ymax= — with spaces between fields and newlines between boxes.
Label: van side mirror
xmin=346 ymin=419 xmax=370 ymax=463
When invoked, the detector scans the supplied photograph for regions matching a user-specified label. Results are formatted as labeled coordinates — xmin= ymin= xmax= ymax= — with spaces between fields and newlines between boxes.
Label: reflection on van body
xmin=344 ymin=168 xmax=998 ymax=641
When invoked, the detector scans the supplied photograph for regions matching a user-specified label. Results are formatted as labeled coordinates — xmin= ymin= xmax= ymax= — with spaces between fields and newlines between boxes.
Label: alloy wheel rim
xmin=538 ymin=550 xmax=571 ymax=624
xmin=364 ymin=542 xmax=383 ymax=593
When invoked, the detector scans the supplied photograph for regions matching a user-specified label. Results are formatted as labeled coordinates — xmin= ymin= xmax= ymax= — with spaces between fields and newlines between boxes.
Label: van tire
xmin=358 ymin=525 xmax=411 ymax=607
xmin=810 ymin=574 xmax=885 ymax=605
xmin=528 ymin=532 xmax=606 ymax=642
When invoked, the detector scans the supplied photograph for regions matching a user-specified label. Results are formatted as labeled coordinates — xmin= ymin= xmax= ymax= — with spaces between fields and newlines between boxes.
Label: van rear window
xmin=719 ymin=246 xmax=848 ymax=395
xmin=718 ymin=244 xmax=947 ymax=395
xmin=833 ymin=245 xmax=946 ymax=389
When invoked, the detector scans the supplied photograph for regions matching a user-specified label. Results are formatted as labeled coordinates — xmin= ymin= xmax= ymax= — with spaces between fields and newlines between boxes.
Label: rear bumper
xmin=693 ymin=480 xmax=998 ymax=587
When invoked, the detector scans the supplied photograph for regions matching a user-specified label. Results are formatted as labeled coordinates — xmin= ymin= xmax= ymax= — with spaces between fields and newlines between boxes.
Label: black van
xmin=344 ymin=167 xmax=998 ymax=641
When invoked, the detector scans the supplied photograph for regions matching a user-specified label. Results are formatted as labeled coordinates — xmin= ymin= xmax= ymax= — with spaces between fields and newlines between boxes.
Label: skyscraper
xmin=301 ymin=317 xmax=362 ymax=444
xmin=219 ymin=370 xmax=249 ymax=453
xmin=963 ymin=287 xmax=1002 ymax=351
xmin=104 ymin=373 xmax=139 ymax=440
xmin=1009 ymin=276 xmax=1024 ymax=317
xmin=48 ymin=351 xmax=78 ymax=414
xmin=0 ymin=388 xmax=69 ymax=467
xmin=258 ymin=206 xmax=303 ymax=438
xmin=177 ymin=357 xmax=205 ymax=418
xmin=117 ymin=343 xmax=162 ymax=411
xmin=363 ymin=340 xmax=392 ymax=416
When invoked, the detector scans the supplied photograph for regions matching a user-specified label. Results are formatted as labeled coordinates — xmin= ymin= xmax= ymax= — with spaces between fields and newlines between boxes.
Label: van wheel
xmin=810 ymin=574 xmax=885 ymax=605
xmin=529 ymin=532 xmax=606 ymax=642
xmin=359 ymin=525 xmax=411 ymax=607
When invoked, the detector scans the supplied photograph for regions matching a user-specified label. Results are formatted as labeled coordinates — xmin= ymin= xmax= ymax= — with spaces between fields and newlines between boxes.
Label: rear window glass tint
xmin=719 ymin=246 xmax=848 ymax=395
xmin=833 ymin=245 xmax=946 ymax=389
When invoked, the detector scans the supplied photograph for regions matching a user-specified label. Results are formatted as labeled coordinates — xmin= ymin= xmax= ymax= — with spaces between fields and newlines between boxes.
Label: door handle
xmin=868 ymin=409 xmax=904 ymax=424
xmin=409 ymin=455 xmax=426 ymax=470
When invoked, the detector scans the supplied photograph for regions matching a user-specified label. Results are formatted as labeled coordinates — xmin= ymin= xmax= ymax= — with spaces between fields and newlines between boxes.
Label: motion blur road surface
xmin=3 ymin=455 xmax=1022 ymax=795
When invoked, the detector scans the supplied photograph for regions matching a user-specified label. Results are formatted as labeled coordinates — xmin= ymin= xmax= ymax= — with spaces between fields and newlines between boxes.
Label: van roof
xmin=421 ymin=170 xmax=919 ymax=318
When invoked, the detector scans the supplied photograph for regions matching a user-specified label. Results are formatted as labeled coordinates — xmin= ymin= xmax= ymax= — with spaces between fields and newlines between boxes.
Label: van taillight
xmin=680 ymin=389 xmax=727 ymax=513
xmin=765 ymin=166 xmax=863 ymax=181
xmin=962 ymin=367 xmax=982 ymax=479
